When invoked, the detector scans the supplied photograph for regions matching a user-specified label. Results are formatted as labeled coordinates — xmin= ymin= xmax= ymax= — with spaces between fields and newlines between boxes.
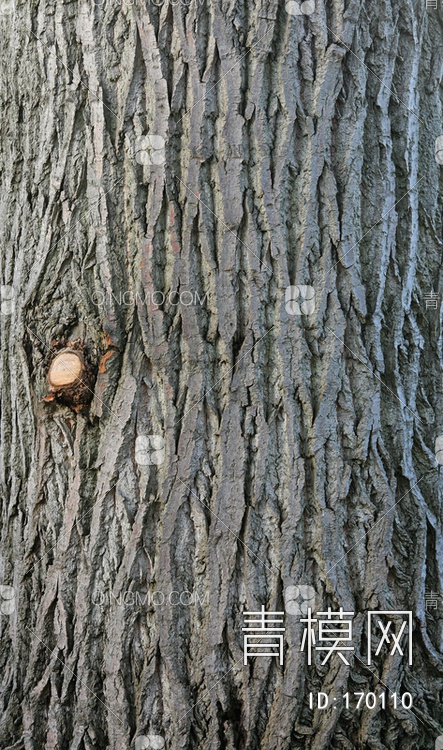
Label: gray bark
xmin=1 ymin=0 xmax=443 ymax=748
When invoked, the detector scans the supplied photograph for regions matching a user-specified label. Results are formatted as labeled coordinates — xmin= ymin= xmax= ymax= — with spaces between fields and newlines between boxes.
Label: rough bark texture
xmin=1 ymin=0 xmax=443 ymax=748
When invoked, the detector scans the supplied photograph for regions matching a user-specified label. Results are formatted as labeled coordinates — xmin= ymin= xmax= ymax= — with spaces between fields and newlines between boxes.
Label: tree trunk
xmin=1 ymin=1 xmax=442 ymax=749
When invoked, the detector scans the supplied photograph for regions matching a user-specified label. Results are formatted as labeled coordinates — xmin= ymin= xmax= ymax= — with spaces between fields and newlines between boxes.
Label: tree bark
xmin=0 ymin=1 xmax=443 ymax=749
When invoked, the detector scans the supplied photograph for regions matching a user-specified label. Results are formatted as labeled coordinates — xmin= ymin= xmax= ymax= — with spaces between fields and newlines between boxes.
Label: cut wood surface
xmin=47 ymin=350 xmax=84 ymax=389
